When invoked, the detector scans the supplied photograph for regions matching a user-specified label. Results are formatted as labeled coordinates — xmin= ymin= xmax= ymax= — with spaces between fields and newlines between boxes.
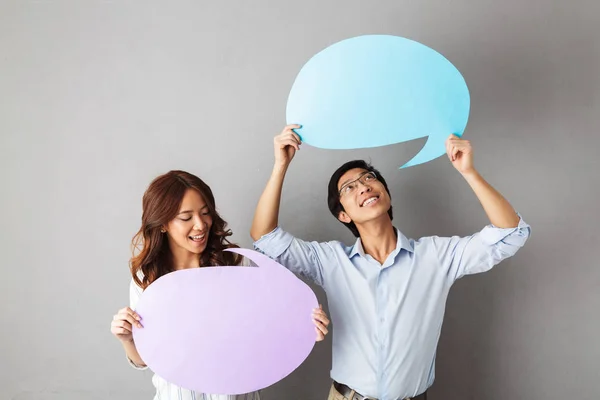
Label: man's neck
xmin=357 ymin=219 xmax=397 ymax=265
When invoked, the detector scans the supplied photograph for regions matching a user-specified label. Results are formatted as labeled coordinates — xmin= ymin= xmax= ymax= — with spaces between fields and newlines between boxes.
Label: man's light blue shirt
xmin=254 ymin=217 xmax=531 ymax=400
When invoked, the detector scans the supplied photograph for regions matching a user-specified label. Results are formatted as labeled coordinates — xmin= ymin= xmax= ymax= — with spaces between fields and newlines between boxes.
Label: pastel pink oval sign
xmin=132 ymin=248 xmax=318 ymax=395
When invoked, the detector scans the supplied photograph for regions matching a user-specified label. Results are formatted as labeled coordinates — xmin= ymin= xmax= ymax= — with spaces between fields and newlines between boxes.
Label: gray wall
xmin=1 ymin=1 xmax=599 ymax=399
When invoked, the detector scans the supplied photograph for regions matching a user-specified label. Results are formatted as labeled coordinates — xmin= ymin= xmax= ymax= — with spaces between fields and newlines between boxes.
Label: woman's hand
xmin=111 ymin=306 xmax=143 ymax=343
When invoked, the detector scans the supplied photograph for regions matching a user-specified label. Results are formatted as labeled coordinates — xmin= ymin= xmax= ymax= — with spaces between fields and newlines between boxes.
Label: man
xmin=250 ymin=125 xmax=531 ymax=400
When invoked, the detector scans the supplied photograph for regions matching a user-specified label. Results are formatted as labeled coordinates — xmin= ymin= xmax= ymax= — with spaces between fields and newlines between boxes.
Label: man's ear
xmin=338 ymin=211 xmax=351 ymax=224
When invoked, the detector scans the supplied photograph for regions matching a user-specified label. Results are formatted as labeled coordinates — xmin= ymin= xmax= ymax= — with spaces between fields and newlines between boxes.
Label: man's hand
xmin=274 ymin=124 xmax=302 ymax=169
xmin=446 ymin=134 xmax=475 ymax=175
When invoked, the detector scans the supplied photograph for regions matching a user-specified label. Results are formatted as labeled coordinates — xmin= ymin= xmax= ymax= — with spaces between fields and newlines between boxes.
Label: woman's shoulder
xmin=129 ymin=270 xmax=145 ymax=293
xmin=239 ymin=256 xmax=256 ymax=267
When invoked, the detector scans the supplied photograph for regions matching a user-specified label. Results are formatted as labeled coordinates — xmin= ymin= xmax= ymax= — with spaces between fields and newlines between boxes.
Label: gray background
xmin=1 ymin=1 xmax=599 ymax=399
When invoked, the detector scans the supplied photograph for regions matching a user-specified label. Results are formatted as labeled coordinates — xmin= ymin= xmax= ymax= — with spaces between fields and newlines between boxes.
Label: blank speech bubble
xmin=286 ymin=35 xmax=470 ymax=168
xmin=132 ymin=248 xmax=318 ymax=395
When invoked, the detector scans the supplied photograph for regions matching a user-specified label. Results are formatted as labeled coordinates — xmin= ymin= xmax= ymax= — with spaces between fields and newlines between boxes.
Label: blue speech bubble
xmin=286 ymin=35 xmax=470 ymax=168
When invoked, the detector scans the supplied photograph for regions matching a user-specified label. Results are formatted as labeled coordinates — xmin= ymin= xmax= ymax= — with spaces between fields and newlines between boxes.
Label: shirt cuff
xmin=127 ymin=355 xmax=148 ymax=370
xmin=253 ymin=227 xmax=295 ymax=259
xmin=479 ymin=213 xmax=531 ymax=246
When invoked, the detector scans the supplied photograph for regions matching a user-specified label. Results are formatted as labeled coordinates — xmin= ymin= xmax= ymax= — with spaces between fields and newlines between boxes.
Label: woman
xmin=110 ymin=170 xmax=330 ymax=400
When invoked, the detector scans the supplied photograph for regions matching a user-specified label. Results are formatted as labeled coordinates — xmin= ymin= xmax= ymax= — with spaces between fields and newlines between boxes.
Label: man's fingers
xmin=278 ymin=138 xmax=300 ymax=151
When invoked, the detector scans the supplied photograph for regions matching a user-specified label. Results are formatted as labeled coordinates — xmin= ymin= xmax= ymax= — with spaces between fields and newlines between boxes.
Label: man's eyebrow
xmin=339 ymin=178 xmax=353 ymax=188
xmin=339 ymin=171 xmax=368 ymax=188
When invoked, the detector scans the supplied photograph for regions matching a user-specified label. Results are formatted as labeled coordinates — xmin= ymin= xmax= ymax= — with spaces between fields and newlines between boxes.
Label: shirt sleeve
xmin=253 ymin=227 xmax=330 ymax=287
xmin=432 ymin=214 xmax=531 ymax=281
xmin=127 ymin=278 xmax=148 ymax=370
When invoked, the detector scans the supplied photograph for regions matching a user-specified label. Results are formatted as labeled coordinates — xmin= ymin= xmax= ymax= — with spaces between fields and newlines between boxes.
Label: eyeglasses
xmin=338 ymin=171 xmax=378 ymax=197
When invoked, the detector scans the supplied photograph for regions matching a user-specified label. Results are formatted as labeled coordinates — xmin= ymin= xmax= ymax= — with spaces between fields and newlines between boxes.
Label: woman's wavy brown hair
xmin=130 ymin=170 xmax=241 ymax=289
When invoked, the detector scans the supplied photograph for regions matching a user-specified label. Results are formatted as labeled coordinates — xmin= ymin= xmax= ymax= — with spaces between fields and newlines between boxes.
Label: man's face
xmin=337 ymin=168 xmax=391 ymax=226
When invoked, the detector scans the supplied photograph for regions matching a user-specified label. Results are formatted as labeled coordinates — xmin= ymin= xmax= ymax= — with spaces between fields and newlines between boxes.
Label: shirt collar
xmin=349 ymin=227 xmax=414 ymax=258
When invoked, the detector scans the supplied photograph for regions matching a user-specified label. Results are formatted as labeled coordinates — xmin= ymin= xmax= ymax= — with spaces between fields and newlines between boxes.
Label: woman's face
xmin=164 ymin=189 xmax=213 ymax=257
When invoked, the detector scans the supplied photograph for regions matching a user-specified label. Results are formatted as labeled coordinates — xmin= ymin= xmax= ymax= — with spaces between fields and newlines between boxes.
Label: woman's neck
xmin=171 ymin=248 xmax=202 ymax=270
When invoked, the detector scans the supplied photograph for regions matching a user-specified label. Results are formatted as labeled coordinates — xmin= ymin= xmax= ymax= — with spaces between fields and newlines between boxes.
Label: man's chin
xmin=356 ymin=207 xmax=391 ymax=223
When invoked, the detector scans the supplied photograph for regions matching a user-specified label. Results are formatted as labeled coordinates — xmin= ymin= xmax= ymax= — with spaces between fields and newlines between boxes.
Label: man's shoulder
xmin=308 ymin=237 xmax=353 ymax=251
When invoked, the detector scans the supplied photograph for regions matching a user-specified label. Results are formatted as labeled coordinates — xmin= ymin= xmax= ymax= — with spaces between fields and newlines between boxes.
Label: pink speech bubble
xmin=132 ymin=248 xmax=318 ymax=395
